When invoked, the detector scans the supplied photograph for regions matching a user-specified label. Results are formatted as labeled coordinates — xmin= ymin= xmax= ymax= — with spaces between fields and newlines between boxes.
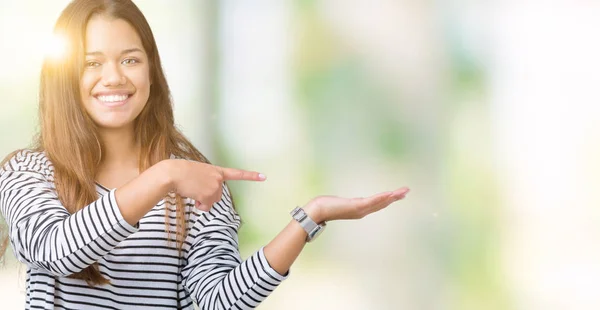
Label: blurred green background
xmin=2 ymin=1 xmax=600 ymax=309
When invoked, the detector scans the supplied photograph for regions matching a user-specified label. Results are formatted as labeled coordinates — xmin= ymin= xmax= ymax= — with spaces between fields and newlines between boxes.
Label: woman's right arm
xmin=0 ymin=151 xmax=142 ymax=276
xmin=115 ymin=158 xmax=263 ymax=225
xmin=113 ymin=160 xmax=172 ymax=226
xmin=0 ymin=151 xmax=259 ymax=277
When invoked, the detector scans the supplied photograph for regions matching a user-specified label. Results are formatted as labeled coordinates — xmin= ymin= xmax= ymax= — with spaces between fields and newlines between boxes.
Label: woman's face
xmin=80 ymin=14 xmax=151 ymax=130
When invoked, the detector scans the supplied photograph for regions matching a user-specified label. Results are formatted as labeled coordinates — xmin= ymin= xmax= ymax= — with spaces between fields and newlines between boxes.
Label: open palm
xmin=305 ymin=187 xmax=410 ymax=222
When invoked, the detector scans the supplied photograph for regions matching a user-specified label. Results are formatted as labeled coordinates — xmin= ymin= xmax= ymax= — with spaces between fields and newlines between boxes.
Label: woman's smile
xmin=93 ymin=91 xmax=134 ymax=108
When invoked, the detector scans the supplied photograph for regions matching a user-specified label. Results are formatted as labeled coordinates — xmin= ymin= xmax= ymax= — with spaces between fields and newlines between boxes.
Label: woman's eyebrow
xmin=120 ymin=48 xmax=144 ymax=55
xmin=85 ymin=48 xmax=144 ymax=57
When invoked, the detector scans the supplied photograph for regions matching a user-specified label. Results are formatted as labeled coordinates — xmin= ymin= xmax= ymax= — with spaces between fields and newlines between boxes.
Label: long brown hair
xmin=1 ymin=0 xmax=216 ymax=286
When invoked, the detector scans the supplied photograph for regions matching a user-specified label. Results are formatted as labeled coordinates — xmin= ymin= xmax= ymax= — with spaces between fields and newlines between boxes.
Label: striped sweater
xmin=0 ymin=150 xmax=287 ymax=309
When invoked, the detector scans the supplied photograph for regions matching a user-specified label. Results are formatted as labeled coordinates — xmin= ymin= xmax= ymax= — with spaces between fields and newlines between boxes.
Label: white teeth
xmin=97 ymin=95 xmax=128 ymax=103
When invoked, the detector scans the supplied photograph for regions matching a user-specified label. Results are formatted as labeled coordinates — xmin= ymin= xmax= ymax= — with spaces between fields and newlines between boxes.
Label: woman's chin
xmin=92 ymin=118 xmax=135 ymax=130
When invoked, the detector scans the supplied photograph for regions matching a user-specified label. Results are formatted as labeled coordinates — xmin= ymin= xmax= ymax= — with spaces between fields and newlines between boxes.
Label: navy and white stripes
xmin=0 ymin=150 xmax=287 ymax=309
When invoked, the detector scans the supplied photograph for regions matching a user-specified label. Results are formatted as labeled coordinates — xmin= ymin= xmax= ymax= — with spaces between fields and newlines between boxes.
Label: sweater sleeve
xmin=182 ymin=185 xmax=288 ymax=310
xmin=0 ymin=150 xmax=139 ymax=276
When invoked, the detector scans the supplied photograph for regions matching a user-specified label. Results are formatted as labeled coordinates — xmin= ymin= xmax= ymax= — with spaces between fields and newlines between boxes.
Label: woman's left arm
xmin=181 ymin=185 xmax=288 ymax=310
xmin=182 ymin=185 xmax=409 ymax=310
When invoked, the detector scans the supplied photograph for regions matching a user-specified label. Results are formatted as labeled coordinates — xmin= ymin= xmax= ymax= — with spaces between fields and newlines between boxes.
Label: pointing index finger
xmin=221 ymin=167 xmax=266 ymax=181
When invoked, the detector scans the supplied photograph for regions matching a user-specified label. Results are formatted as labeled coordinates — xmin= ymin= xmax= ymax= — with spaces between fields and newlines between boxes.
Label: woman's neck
xmin=98 ymin=126 xmax=140 ymax=170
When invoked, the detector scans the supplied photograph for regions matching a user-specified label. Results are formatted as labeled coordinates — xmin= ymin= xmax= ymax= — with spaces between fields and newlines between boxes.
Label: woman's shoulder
xmin=0 ymin=149 xmax=54 ymax=179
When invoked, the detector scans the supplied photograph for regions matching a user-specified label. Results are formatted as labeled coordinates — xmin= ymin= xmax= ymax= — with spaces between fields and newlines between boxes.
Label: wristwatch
xmin=290 ymin=207 xmax=326 ymax=242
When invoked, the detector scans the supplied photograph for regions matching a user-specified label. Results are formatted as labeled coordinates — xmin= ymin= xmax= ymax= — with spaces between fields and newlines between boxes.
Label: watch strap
xmin=290 ymin=207 xmax=324 ymax=242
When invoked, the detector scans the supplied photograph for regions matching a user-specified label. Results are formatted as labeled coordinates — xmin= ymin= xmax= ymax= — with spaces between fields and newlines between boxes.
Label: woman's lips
xmin=95 ymin=94 xmax=132 ymax=107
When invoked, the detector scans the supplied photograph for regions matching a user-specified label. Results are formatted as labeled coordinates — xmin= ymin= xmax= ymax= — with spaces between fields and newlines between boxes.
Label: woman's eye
xmin=85 ymin=61 xmax=100 ymax=68
xmin=122 ymin=58 xmax=139 ymax=65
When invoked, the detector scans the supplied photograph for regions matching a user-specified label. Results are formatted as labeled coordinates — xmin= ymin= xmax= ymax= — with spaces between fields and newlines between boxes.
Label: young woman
xmin=0 ymin=0 xmax=410 ymax=309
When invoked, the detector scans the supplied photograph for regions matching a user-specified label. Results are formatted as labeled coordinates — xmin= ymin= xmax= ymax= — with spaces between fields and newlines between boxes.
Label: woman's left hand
xmin=303 ymin=187 xmax=410 ymax=223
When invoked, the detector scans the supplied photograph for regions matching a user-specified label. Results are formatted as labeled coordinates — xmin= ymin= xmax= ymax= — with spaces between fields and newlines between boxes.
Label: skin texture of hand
xmin=303 ymin=187 xmax=410 ymax=223
xmin=166 ymin=159 xmax=266 ymax=211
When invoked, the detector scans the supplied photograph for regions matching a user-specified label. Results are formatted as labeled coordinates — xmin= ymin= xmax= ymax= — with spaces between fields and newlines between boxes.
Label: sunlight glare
xmin=44 ymin=33 xmax=68 ymax=61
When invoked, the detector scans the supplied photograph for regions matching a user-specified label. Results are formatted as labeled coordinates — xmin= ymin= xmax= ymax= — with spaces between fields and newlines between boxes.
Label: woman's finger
xmin=220 ymin=167 xmax=266 ymax=182
xmin=362 ymin=191 xmax=393 ymax=206
xmin=369 ymin=195 xmax=396 ymax=213
xmin=345 ymin=192 xmax=390 ymax=218
xmin=390 ymin=187 xmax=410 ymax=200
xmin=360 ymin=188 xmax=410 ymax=215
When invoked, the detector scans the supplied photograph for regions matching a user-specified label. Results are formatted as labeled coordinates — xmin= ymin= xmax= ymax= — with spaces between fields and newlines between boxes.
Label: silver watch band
xmin=290 ymin=207 xmax=326 ymax=242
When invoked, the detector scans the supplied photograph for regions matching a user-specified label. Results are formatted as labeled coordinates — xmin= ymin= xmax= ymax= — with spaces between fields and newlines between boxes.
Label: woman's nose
xmin=101 ymin=63 xmax=126 ymax=86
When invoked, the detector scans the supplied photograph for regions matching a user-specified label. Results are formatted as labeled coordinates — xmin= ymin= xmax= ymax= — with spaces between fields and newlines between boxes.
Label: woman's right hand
xmin=165 ymin=159 xmax=266 ymax=211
